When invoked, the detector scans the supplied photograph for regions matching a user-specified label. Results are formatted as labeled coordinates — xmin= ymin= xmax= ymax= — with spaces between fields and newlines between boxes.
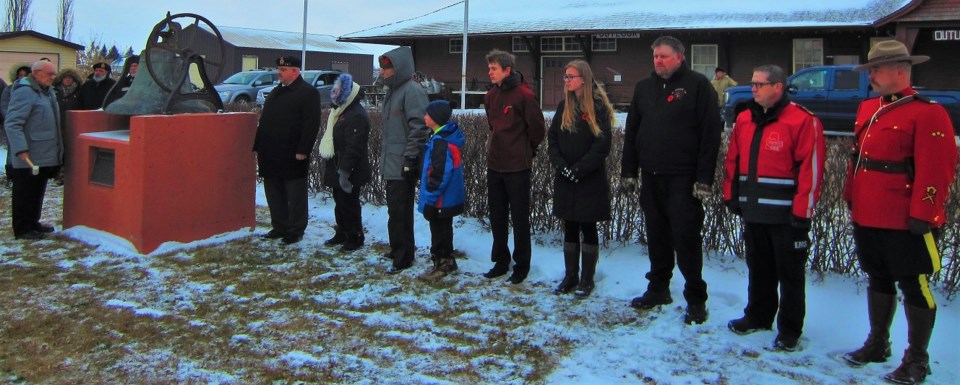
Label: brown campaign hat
xmin=853 ymin=40 xmax=929 ymax=72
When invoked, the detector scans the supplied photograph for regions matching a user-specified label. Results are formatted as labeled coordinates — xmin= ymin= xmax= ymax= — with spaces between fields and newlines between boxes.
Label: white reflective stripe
xmin=739 ymin=176 xmax=748 ymax=181
xmin=758 ymin=198 xmax=793 ymax=206
xmin=739 ymin=196 xmax=747 ymax=202
xmin=757 ymin=177 xmax=795 ymax=185
xmin=805 ymin=119 xmax=821 ymax=218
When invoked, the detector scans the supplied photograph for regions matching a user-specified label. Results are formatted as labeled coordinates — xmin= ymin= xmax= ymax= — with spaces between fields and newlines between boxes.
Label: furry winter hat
xmin=331 ymin=73 xmax=354 ymax=107
xmin=425 ymin=100 xmax=452 ymax=126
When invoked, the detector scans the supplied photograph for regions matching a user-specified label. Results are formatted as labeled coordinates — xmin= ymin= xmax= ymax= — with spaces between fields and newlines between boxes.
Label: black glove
xmin=621 ymin=177 xmax=638 ymax=194
xmin=338 ymin=169 xmax=353 ymax=194
xmin=560 ymin=167 xmax=580 ymax=183
xmin=908 ymin=218 xmax=931 ymax=235
xmin=402 ymin=157 xmax=419 ymax=181
xmin=790 ymin=215 xmax=812 ymax=230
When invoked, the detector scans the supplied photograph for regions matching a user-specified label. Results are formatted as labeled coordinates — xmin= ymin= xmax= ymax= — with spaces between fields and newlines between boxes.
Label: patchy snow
xmin=2 ymin=143 xmax=958 ymax=384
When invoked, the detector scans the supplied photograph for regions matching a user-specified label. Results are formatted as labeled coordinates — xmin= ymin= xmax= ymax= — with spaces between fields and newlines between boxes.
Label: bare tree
xmin=3 ymin=0 xmax=33 ymax=32
xmin=56 ymin=0 xmax=74 ymax=41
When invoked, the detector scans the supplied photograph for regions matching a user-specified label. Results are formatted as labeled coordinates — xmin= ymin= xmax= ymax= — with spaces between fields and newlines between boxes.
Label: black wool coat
xmin=547 ymin=97 xmax=612 ymax=222
xmin=78 ymin=76 xmax=116 ymax=110
xmin=253 ymin=76 xmax=321 ymax=179
xmin=322 ymin=91 xmax=372 ymax=189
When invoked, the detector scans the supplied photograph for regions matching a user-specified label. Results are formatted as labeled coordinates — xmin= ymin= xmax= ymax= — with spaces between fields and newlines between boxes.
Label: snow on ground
xmin=1 ymin=142 xmax=957 ymax=384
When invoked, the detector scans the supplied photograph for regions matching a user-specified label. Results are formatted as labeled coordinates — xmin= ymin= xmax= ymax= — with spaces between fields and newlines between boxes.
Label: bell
xmin=105 ymin=48 xmax=218 ymax=115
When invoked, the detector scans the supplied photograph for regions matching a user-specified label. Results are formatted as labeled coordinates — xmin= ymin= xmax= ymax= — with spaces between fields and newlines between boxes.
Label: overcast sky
xmin=18 ymin=0 xmax=455 ymax=58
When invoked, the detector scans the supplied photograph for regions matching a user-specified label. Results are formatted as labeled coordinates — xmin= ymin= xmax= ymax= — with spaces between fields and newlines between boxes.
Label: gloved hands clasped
xmin=560 ymin=167 xmax=579 ymax=183
xmin=338 ymin=169 xmax=353 ymax=194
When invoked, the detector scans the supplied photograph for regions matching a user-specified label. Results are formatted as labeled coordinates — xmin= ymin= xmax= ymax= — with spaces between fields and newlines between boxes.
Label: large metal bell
xmin=105 ymin=48 xmax=216 ymax=115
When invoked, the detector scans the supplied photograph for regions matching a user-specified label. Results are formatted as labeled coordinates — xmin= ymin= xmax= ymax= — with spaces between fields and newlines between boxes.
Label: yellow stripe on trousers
xmin=919 ymin=232 xmax=941 ymax=309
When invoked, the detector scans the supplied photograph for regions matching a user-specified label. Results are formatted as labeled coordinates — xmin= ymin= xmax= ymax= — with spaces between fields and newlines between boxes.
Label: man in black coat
xmin=78 ymin=62 xmax=116 ymax=110
xmin=253 ymin=56 xmax=321 ymax=244
xmin=621 ymin=36 xmax=722 ymax=325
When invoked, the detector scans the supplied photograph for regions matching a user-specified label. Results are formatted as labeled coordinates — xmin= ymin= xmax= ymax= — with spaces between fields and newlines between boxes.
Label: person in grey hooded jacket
xmin=4 ymin=60 xmax=63 ymax=240
xmin=378 ymin=46 xmax=430 ymax=274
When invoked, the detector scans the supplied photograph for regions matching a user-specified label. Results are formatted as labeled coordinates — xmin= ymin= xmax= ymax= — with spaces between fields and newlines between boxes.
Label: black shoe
xmin=15 ymin=231 xmax=46 ymax=240
xmin=261 ymin=229 xmax=284 ymax=239
xmin=773 ymin=335 xmax=799 ymax=352
xmin=629 ymin=290 xmax=673 ymax=310
xmin=34 ymin=223 xmax=55 ymax=233
xmin=507 ymin=272 xmax=526 ymax=285
xmin=387 ymin=263 xmax=412 ymax=275
xmin=684 ymin=304 xmax=708 ymax=325
xmin=282 ymin=234 xmax=303 ymax=244
xmin=324 ymin=232 xmax=345 ymax=246
xmin=728 ymin=317 xmax=771 ymax=335
xmin=483 ymin=263 xmax=509 ymax=279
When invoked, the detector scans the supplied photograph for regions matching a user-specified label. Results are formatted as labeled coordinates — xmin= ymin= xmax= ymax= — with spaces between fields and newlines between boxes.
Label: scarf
xmin=319 ymin=81 xmax=360 ymax=159
xmin=58 ymin=82 xmax=78 ymax=96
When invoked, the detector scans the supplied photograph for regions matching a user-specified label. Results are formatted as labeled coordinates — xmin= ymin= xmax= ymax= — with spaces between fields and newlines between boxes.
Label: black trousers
xmin=263 ymin=176 xmax=308 ymax=237
xmin=332 ymin=184 xmax=362 ymax=235
xmin=429 ymin=217 xmax=453 ymax=258
xmin=10 ymin=166 xmax=58 ymax=237
xmin=487 ymin=169 xmax=532 ymax=275
xmin=854 ymin=225 xmax=941 ymax=309
xmin=743 ymin=223 xmax=809 ymax=340
xmin=639 ymin=172 xmax=708 ymax=305
xmin=386 ymin=179 xmax=416 ymax=266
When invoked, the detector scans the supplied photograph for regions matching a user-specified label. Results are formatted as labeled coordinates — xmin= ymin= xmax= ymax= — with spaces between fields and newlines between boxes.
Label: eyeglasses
xmin=562 ymin=75 xmax=581 ymax=81
xmin=750 ymin=82 xmax=774 ymax=89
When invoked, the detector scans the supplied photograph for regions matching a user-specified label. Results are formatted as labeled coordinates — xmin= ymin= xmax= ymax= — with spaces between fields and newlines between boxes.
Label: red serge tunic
xmin=844 ymin=88 xmax=958 ymax=230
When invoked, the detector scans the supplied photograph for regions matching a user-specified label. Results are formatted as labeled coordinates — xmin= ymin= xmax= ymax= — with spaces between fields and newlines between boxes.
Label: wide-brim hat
xmin=853 ymin=40 xmax=929 ymax=72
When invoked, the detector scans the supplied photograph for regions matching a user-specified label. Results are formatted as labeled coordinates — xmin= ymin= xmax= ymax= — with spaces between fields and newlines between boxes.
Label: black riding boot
xmin=574 ymin=244 xmax=599 ymax=298
xmin=554 ymin=242 xmax=580 ymax=295
xmin=843 ymin=290 xmax=897 ymax=366
xmin=884 ymin=304 xmax=936 ymax=385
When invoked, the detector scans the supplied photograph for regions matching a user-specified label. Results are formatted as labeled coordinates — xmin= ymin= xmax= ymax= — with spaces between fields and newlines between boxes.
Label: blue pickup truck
xmin=722 ymin=65 xmax=960 ymax=135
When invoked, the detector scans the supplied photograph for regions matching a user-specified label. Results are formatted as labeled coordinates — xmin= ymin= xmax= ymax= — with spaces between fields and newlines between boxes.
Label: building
xmin=0 ymin=30 xmax=83 ymax=81
xmin=339 ymin=0 xmax=960 ymax=109
xmin=182 ymin=25 xmax=374 ymax=85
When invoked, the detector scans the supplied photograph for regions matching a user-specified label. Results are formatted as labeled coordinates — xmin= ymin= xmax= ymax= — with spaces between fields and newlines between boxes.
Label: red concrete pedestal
xmin=63 ymin=111 xmax=258 ymax=254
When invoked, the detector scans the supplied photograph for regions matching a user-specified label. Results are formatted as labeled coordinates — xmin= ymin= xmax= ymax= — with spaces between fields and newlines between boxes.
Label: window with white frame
xmin=541 ymin=36 xmax=583 ymax=53
xmin=592 ymin=36 xmax=617 ymax=52
xmin=512 ymin=37 xmax=530 ymax=52
xmin=449 ymin=38 xmax=463 ymax=54
xmin=793 ymin=38 xmax=823 ymax=72
xmin=690 ymin=44 xmax=718 ymax=78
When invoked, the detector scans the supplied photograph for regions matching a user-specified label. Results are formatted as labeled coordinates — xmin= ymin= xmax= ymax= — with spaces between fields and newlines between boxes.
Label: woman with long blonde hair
xmin=547 ymin=60 xmax=615 ymax=298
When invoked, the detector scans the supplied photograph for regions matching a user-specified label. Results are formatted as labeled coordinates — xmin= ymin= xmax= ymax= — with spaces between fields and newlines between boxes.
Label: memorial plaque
xmin=90 ymin=148 xmax=115 ymax=187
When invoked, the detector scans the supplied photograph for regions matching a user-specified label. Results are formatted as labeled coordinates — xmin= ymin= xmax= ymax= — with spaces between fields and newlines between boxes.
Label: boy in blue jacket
xmin=418 ymin=100 xmax=465 ymax=280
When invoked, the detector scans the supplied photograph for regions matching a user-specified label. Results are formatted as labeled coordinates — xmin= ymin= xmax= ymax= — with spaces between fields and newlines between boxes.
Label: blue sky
xmin=20 ymin=0 xmax=454 ymax=57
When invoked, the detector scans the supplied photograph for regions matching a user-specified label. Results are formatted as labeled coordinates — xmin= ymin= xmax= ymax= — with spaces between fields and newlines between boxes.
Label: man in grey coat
xmin=4 ymin=60 xmax=63 ymax=240
xmin=378 ymin=46 xmax=430 ymax=274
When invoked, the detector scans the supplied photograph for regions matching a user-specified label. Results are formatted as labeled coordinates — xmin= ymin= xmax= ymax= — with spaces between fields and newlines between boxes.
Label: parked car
xmin=256 ymin=70 xmax=342 ymax=108
xmin=215 ymin=70 xmax=279 ymax=104
xmin=722 ymin=65 xmax=960 ymax=135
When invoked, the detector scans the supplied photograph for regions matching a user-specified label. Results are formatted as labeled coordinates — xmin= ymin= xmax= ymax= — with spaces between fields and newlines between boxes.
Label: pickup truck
xmin=722 ymin=65 xmax=960 ymax=135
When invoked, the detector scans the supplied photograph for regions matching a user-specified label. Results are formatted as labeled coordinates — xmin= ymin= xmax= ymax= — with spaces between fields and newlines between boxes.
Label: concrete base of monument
xmin=63 ymin=111 xmax=258 ymax=254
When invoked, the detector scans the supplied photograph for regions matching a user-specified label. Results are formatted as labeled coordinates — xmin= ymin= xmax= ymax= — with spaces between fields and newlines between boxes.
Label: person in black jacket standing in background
xmin=78 ymin=63 xmax=115 ymax=110
xmin=253 ymin=56 xmax=321 ymax=245
xmin=621 ymin=36 xmax=722 ymax=325
xmin=548 ymin=60 xmax=614 ymax=298
xmin=319 ymin=73 xmax=370 ymax=252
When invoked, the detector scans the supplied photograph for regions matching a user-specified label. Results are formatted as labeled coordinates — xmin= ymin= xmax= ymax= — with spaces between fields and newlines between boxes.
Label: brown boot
xmin=421 ymin=255 xmax=457 ymax=281
xmin=843 ymin=290 xmax=897 ymax=367
xmin=554 ymin=242 xmax=580 ymax=295
xmin=883 ymin=304 xmax=935 ymax=385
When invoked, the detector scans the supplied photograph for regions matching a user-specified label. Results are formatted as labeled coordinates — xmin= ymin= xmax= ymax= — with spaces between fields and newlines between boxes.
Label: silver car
xmin=215 ymin=70 xmax=278 ymax=104
xmin=256 ymin=70 xmax=342 ymax=108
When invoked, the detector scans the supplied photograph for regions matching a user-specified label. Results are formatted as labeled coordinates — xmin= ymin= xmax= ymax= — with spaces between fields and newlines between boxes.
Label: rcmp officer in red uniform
xmin=722 ymin=64 xmax=826 ymax=352
xmin=841 ymin=40 xmax=957 ymax=385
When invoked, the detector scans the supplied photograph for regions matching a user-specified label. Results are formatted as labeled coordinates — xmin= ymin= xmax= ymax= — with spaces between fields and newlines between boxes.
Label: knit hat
xmin=425 ymin=100 xmax=452 ymax=126
xmin=331 ymin=73 xmax=354 ymax=107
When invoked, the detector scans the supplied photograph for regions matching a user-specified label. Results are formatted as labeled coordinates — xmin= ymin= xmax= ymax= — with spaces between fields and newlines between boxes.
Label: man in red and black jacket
xmin=482 ymin=49 xmax=546 ymax=285
xmin=722 ymin=64 xmax=825 ymax=352
xmin=841 ymin=40 xmax=957 ymax=385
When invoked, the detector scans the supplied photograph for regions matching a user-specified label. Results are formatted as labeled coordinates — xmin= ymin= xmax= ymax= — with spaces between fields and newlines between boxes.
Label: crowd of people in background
xmin=3 ymin=34 xmax=956 ymax=385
